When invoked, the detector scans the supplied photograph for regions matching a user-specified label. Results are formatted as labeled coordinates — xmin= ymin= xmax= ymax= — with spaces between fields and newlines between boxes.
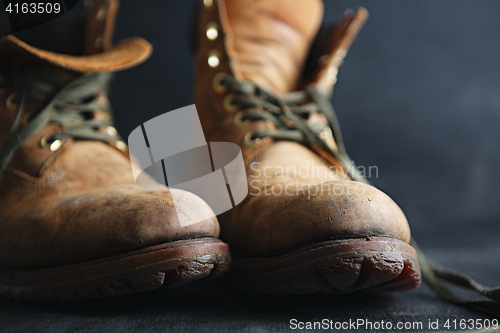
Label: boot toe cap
xmin=0 ymin=185 xmax=221 ymax=268
xmin=228 ymin=180 xmax=411 ymax=256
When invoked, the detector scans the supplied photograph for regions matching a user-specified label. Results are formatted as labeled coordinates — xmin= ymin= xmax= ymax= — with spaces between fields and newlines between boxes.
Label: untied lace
xmin=219 ymin=74 xmax=500 ymax=317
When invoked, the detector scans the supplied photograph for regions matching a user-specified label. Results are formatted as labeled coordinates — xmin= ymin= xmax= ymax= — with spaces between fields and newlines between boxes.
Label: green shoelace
xmin=0 ymin=67 xmax=120 ymax=173
xmin=218 ymin=74 xmax=500 ymax=317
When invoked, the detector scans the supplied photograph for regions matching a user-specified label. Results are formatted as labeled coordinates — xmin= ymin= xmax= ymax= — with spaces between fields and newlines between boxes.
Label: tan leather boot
xmin=0 ymin=0 xmax=230 ymax=301
xmin=195 ymin=0 xmax=421 ymax=293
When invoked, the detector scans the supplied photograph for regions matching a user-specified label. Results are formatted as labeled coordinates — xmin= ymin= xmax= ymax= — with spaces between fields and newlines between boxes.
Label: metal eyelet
xmin=212 ymin=72 xmax=229 ymax=94
xmin=203 ymin=0 xmax=213 ymax=8
xmin=233 ymin=111 xmax=251 ymax=127
xmin=95 ymin=36 xmax=103 ymax=47
xmin=21 ymin=112 xmax=33 ymax=126
xmin=5 ymin=93 xmax=17 ymax=110
xmin=319 ymin=127 xmax=333 ymax=141
xmin=223 ymin=93 xmax=239 ymax=113
xmin=243 ymin=131 xmax=262 ymax=146
xmin=105 ymin=126 xmax=118 ymax=137
xmin=40 ymin=136 xmax=62 ymax=152
xmin=205 ymin=22 xmax=219 ymax=40
xmin=325 ymin=66 xmax=339 ymax=86
xmin=96 ymin=6 xmax=107 ymax=20
xmin=115 ymin=141 xmax=128 ymax=152
xmin=207 ymin=50 xmax=221 ymax=68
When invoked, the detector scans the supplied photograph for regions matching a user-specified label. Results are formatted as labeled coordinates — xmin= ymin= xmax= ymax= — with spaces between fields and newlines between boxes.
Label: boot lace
xmin=218 ymin=74 xmax=367 ymax=182
xmin=0 ymin=66 xmax=121 ymax=173
xmin=220 ymin=74 xmax=500 ymax=316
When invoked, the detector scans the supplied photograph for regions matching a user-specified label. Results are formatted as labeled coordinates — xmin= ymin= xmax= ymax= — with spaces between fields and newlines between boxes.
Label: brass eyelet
xmin=203 ymin=0 xmax=213 ymax=8
xmin=319 ymin=127 xmax=333 ymax=141
xmin=95 ymin=36 xmax=103 ymax=47
xmin=233 ymin=111 xmax=251 ymax=127
xmin=223 ymin=93 xmax=239 ymax=113
xmin=325 ymin=66 xmax=339 ymax=86
xmin=243 ymin=131 xmax=262 ymax=146
xmin=207 ymin=50 xmax=221 ymax=68
xmin=115 ymin=141 xmax=128 ymax=152
xmin=212 ymin=72 xmax=229 ymax=94
xmin=96 ymin=6 xmax=107 ymax=20
xmin=5 ymin=93 xmax=18 ymax=110
xmin=40 ymin=136 xmax=62 ymax=152
xmin=21 ymin=112 xmax=33 ymax=126
xmin=105 ymin=126 xmax=118 ymax=137
xmin=205 ymin=22 xmax=219 ymax=40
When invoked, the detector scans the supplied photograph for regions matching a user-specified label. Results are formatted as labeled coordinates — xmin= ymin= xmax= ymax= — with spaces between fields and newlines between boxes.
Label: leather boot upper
xmin=0 ymin=0 xmax=220 ymax=269
xmin=195 ymin=0 xmax=411 ymax=257
xmin=224 ymin=0 xmax=323 ymax=94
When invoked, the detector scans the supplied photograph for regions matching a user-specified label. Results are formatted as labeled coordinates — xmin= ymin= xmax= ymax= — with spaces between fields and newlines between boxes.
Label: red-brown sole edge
xmin=232 ymin=237 xmax=421 ymax=294
xmin=0 ymin=237 xmax=231 ymax=301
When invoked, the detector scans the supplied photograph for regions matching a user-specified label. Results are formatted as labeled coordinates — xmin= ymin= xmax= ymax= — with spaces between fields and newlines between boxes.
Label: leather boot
xmin=0 ymin=0 xmax=230 ymax=301
xmin=195 ymin=0 xmax=421 ymax=293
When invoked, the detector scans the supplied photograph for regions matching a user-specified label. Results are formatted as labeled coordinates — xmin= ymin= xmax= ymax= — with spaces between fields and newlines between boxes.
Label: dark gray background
xmin=1 ymin=0 xmax=499 ymax=332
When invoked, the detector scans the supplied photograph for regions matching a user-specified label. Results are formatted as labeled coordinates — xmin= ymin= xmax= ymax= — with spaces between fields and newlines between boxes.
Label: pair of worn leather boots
xmin=0 ymin=0 xmax=421 ymax=300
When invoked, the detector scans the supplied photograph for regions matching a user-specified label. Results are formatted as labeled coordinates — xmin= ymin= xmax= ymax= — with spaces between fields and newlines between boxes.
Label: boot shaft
xmin=194 ymin=0 xmax=367 ymax=134
xmin=194 ymin=0 xmax=368 ymax=168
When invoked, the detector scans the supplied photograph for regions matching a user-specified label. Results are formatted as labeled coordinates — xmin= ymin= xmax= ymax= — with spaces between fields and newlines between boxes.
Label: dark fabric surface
xmin=0 ymin=247 xmax=498 ymax=332
xmin=0 ymin=0 xmax=499 ymax=332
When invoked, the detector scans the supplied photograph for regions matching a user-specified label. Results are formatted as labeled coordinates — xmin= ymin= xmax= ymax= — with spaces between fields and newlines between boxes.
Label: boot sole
xmin=0 ymin=237 xmax=230 ymax=301
xmin=232 ymin=237 xmax=421 ymax=294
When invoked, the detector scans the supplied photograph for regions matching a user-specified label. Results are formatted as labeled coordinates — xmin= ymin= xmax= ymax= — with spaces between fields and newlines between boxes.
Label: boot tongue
xmin=225 ymin=0 xmax=323 ymax=95
xmin=0 ymin=0 xmax=151 ymax=73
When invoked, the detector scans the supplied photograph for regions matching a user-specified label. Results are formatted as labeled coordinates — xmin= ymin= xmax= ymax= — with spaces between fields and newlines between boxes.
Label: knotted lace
xmin=0 ymin=66 xmax=120 ymax=173
xmin=220 ymin=74 xmax=500 ymax=316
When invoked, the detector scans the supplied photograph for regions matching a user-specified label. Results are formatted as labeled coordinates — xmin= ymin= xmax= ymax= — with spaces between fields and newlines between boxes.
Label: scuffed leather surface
xmin=0 ymin=0 xmax=498 ymax=328
xmin=224 ymin=0 xmax=322 ymax=94
xmin=195 ymin=0 xmax=412 ymax=257
xmin=0 ymin=10 xmax=218 ymax=268
xmin=222 ymin=142 xmax=411 ymax=256
xmin=0 ymin=137 xmax=221 ymax=269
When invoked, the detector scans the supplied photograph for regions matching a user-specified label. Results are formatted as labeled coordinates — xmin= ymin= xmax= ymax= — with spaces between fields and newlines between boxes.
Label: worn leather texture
xmin=195 ymin=0 xmax=413 ymax=258
xmin=0 ymin=0 xmax=220 ymax=270
xmin=0 ymin=0 xmax=498 ymax=330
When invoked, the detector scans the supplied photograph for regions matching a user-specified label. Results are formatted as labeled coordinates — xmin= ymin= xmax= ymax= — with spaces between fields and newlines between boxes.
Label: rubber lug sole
xmin=0 ymin=237 xmax=231 ymax=301
xmin=232 ymin=237 xmax=421 ymax=294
